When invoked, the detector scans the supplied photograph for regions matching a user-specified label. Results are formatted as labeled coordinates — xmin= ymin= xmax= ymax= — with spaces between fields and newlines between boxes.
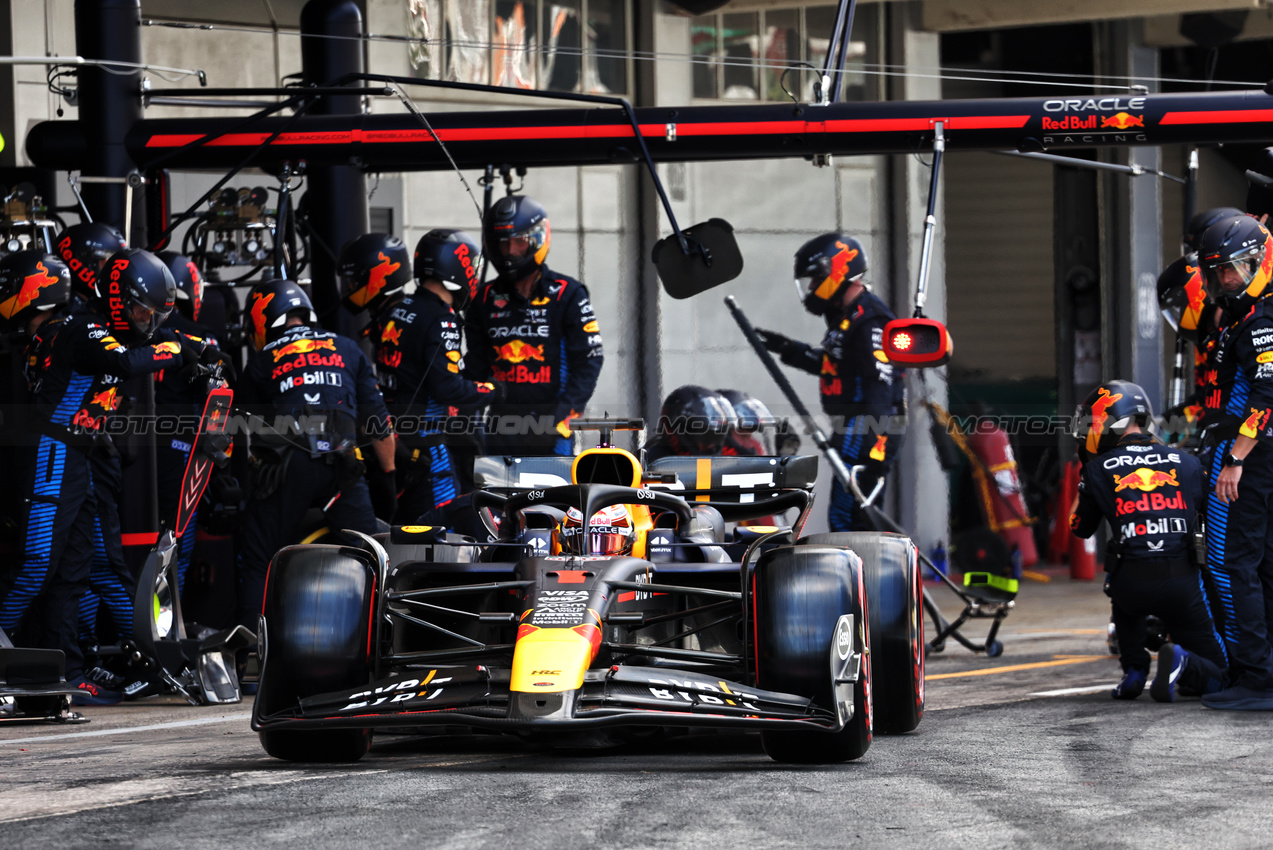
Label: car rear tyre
xmin=753 ymin=545 xmax=871 ymax=763
xmin=255 ymin=545 xmax=376 ymax=763
xmin=801 ymin=532 xmax=924 ymax=734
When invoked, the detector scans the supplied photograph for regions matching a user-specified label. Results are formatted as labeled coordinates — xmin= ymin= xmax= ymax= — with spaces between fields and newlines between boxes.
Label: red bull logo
xmin=869 ymin=435 xmax=888 ymax=462
xmin=1113 ymin=467 xmax=1178 ymax=493
xmin=0 ymin=262 xmax=60 ymax=320
xmin=821 ymin=357 xmax=838 ymax=377
xmin=249 ymin=292 xmax=274 ymax=347
xmin=380 ymin=321 xmax=403 ymax=347
xmin=350 ymin=252 xmax=401 ymax=308
xmin=1101 ymin=112 xmax=1144 ymax=130
xmin=454 ymin=243 xmax=479 ymax=292
xmin=90 ymin=387 xmax=119 ymax=411
xmin=495 ymin=339 xmax=545 ymax=364
xmin=1181 ymin=268 xmax=1206 ymax=330
xmin=1086 ymin=387 xmax=1123 ymax=455
xmin=273 ymin=338 xmax=337 ymax=362
xmin=811 ymin=242 xmax=860 ymax=301
xmin=1241 ymin=407 xmax=1271 ymax=439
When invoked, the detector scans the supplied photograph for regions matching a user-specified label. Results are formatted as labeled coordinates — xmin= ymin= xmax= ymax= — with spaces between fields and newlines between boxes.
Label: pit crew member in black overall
xmin=717 ymin=389 xmax=775 ymax=456
xmin=1070 ymin=381 xmax=1226 ymax=702
xmin=234 ymin=278 xmax=395 ymax=633
xmin=755 ymin=233 xmax=906 ymax=531
xmin=643 ymin=385 xmax=737 ymax=464
xmin=1195 ymin=215 xmax=1273 ymax=711
xmin=338 ymin=231 xmax=502 ymax=525
xmin=0 ymin=249 xmax=194 ymax=705
xmin=466 ymin=195 xmax=603 ymax=456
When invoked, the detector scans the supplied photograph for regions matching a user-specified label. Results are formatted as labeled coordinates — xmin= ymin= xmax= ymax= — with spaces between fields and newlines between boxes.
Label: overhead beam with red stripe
xmin=26 ymin=88 xmax=1273 ymax=172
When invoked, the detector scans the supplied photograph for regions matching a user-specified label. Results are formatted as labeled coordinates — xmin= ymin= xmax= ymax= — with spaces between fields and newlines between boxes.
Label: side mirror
xmin=883 ymin=317 xmax=953 ymax=367
xmin=653 ymin=218 xmax=744 ymax=299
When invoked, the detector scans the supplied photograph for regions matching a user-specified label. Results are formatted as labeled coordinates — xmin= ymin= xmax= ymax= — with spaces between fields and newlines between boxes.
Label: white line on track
xmin=1029 ymin=684 xmax=1116 ymax=697
xmin=1 ymin=711 xmax=253 ymax=745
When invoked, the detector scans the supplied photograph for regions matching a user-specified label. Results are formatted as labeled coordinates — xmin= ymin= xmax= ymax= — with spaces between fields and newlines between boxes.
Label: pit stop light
xmin=883 ymin=317 xmax=953 ymax=367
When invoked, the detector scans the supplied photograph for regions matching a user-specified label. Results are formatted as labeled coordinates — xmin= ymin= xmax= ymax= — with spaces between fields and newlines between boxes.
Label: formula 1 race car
xmin=251 ymin=441 xmax=924 ymax=764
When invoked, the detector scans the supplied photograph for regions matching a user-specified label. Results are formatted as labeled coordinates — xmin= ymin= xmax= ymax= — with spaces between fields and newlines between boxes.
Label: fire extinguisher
xmin=965 ymin=426 xmax=1039 ymax=567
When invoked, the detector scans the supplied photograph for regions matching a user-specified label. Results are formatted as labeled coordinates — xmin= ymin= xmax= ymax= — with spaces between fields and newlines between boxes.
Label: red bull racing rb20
xmin=250 ymin=446 xmax=924 ymax=763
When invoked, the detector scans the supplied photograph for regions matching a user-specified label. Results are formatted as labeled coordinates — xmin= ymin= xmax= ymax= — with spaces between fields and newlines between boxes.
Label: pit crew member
xmin=1070 ymin=381 xmax=1226 ymax=702
xmin=338 ymin=231 xmax=502 ymax=525
xmin=234 ymin=278 xmax=395 ymax=633
xmin=755 ymin=233 xmax=906 ymax=531
xmin=1195 ymin=214 xmax=1273 ymax=711
xmin=465 ymin=195 xmax=603 ymax=456
xmin=0 ymin=249 xmax=197 ymax=705
xmin=644 ymin=385 xmax=736 ymax=464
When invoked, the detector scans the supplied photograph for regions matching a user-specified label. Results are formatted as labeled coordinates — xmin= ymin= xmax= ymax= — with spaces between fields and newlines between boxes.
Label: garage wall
xmin=944 ymin=151 xmax=1056 ymax=383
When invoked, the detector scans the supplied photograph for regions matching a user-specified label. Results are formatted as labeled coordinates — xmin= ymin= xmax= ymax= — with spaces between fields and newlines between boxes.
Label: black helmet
xmin=483 ymin=195 xmax=550 ymax=280
xmin=0 ymin=250 xmax=71 ymax=331
xmin=717 ymin=389 xmax=775 ymax=455
xmin=1073 ymin=380 xmax=1153 ymax=463
xmin=1185 ymin=207 xmax=1246 ymax=253
xmin=55 ymin=222 xmax=127 ymax=301
xmin=155 ymin=251 xmax=204 ymax=323
xmin=414 ymin=228 xmax=482 ymax=310
xmin=338 ymin=233 xmax=412 ymax=315
xmin=1198 ymin=214 xmax=1273 ymax=318
xmin=98 ymin=249 xmax=177 ymax=344
xmin=1156 ymin=255 xmax=1214 ymax=344
xmin=794 ymin=232 xmax=868 ymax=316
xmin=657 ymin=384 xmax=738 ymax=455
xmin=246 ymin=278 xmax=315 ymax=350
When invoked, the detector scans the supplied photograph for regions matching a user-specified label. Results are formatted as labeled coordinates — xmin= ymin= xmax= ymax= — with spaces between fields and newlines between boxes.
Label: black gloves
xmin=755 ymin=328 xmax=798 ymax=360
xmin=176 ymin=338 xmax=205 ymax=381
xmin=476 ymin=380 xmax=507 ymax=405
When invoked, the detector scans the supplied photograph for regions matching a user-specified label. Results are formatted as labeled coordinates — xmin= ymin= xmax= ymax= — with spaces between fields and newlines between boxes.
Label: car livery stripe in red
xmin=1159 ymin=109 xmax=1273 ymax=125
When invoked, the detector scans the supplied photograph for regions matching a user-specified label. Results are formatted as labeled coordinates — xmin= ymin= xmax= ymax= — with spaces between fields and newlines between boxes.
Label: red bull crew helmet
xmin=1073 ymin=380 xmax=1153 ymax=463
xmin=338 ymin=233 xmax=413 ymax=316
xmin=97 ymin=249 xmax=177 ymax=344
xmin=0 ymin=250 xmax=71 ymax=332
xmin=155 ymin=251 xmax=204 ymax=323
xmin=246 ymin=278 xmax=316 ymax=350
xmin=558 ymin=504 xmax=635 ymax=557
xmin=414 ymin=228 xmax=482 ymax=311
xmin=1198 ymin=214 xmax=1273 ymax=318
xmin=794 ymin=232 xmax=869 ymax=317
xmin=483 ymin=195 xmax=550 ymax=281
xmin=1156 ymin=255 xmax=1214 ymax=344
xmin=55 ymin=221 xmax=127 ymax=302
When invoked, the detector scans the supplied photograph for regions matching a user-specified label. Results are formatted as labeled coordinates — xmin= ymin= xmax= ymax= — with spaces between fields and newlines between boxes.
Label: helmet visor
xmin=496 ymin=221 xmax=549 ymax=266
xmin=127 ymin=301 xmax=168 ymax=339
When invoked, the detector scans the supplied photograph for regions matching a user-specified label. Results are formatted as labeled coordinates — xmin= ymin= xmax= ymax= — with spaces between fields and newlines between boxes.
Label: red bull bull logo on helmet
xmin=1086 ymin=387 xmax=1123 ymax=455
xmin=0 ymin=262 xmax=60 ymax=320
xmin=349 ymin=251 xmax=401 ymax=308
xmin=811 ymin=242 xmax=859 ymax=302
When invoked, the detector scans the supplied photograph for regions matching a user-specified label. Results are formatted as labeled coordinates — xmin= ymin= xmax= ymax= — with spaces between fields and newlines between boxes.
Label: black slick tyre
xmin=753 ymin=545 xmax=871 ymax=763
xmin=255 ymin=545 xmax=376 ymax=762
xmin=801 ymin=531 xmax=924 ymax=733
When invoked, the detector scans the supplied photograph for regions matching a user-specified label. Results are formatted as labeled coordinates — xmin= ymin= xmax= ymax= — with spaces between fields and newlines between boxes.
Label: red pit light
xmin=883 ymin=318 xmax=953 ymax=367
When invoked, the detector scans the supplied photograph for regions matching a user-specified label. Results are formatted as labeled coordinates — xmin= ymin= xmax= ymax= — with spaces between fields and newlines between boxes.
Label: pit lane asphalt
xmin=4 ymin=575 xmax=1270 ymax=849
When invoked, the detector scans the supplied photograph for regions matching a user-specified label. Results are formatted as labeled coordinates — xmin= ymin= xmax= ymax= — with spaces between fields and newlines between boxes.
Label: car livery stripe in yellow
xmin=510 ymin=621 xmax=602 ymax=693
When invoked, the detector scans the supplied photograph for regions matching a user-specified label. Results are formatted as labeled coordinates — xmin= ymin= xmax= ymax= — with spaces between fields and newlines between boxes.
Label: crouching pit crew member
xmin=338 ymin=231 xmax=502 ymax=525
xmin=755 ymin=233 xmax=906 ymax=531
xmin=466 ymin=195 xmax=603 ymax=456
xmin=1070 ymin=380 xmax=1226 ymax=703
xmin=235 ymin=278 xmax=395 ymax=633
xmin=0 ymin=249 xmax=200 ymax=705
xmin=1195 ymin=214 xmax=1273 ymax=711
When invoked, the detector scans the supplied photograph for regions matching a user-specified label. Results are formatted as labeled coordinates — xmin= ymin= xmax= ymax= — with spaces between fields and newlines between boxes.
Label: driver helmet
xmin=55 ymin=221 xmax=127 ymax=301
xmin=658 ymin=385 xmax=737 ymax=455
xmin=156 ymin=251 xmax=204 ymax=323
xmin=794 ymin=232 xmax=868 ymax=317
xmin=415 ymin=228 xmax=482 ymax=311
xmin=1073 ymin=380 xmax=1153 ymax=463
xmin=558 ymin=503 xmax=634 ymax=556
xmin=0 ymin=250 xmax=71 ymax=332
xmin=1198 ymin=214 xmax=1273 ymax=318
xmin=1184 ymin=207 xmax=1246 ymax=253
xmin=246 ymin=278 xmax=316 ymax=350
xmin=96 ymin=249 xmax=177 ymax=344
xmin=338 ymin=233 xmax=412 ymax=316
xmin=483 ymin=195 xmax=550 ymax=281
xmin=1156 ymin=255 xmax=1214 ymax=344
